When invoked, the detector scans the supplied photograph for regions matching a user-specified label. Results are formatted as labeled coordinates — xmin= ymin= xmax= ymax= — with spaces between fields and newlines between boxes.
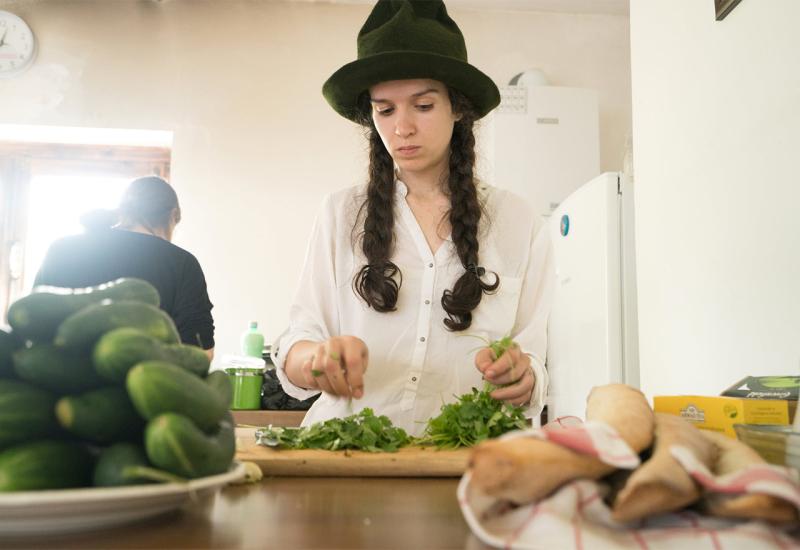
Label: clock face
xmin=0 ymin=11 xmax=36 ymax=77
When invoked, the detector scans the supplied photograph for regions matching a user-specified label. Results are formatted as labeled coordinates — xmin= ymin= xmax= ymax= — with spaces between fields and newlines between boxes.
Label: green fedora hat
xmin=322 ymin=0 xmax=501 ymax=122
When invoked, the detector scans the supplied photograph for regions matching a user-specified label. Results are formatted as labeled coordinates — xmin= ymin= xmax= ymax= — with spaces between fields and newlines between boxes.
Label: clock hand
xmin=0 ymin=29 xmax=7 ymax=47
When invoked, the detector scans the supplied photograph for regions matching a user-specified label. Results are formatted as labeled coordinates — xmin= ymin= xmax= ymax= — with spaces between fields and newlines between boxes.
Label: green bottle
xmin=241 ymin=321 xmax=265 ymax=358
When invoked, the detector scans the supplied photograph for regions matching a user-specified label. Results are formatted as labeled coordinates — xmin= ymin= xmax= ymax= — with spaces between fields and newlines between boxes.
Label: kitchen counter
xmin=231 ymin=409 xmax=306 ymax=427
xmin=5 ymin=477 xmax=482 ymax=549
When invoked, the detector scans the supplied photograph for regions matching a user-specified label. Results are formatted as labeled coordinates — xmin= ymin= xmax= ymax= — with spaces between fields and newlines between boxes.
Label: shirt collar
xmin=395 ymin=177 xmax=490 ymax=198
xmin=395 ymin=178 xmax=409 ymax=198
xmin=394 ymin=179 xmax=491 ymax=243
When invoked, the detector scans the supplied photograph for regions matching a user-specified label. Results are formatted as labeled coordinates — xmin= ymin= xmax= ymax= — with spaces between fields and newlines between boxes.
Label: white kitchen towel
xmin=458 ymin=422 xmax=800 ymax=550
xmin=497 ymin=417 xmax=641 ymax=469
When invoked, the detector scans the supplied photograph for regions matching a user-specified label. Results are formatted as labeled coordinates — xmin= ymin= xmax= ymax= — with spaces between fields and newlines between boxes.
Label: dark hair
xmin=117 ymin=176 xmax=180 ymax=232
xmin=351 ymin=87 xmax=498 ymax=331
xmin=82 ymin=176 xmax=180 ymax=232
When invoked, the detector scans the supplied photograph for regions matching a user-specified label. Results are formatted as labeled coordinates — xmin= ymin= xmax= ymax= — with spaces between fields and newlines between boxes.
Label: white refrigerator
xmin=545 ymin=172 xmax=640 ymax=420
xmin=488 ymin=82 xmax=639 ymax=419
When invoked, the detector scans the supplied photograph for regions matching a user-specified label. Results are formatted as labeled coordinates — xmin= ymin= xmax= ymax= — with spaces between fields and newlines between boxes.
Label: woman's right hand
xmin=300 ymin=336 xmax=369 ymax=399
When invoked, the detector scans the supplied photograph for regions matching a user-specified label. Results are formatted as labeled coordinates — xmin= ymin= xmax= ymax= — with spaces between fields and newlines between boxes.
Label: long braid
xmin=352 ymin=101 xmax=402 ymax=311
xmin=441 ymin=89 xmax=499 ymax=331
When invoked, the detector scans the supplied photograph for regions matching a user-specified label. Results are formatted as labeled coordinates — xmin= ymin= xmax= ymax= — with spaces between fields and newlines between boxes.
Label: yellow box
xmin=653 ymin=395 xmax=790 ymax=438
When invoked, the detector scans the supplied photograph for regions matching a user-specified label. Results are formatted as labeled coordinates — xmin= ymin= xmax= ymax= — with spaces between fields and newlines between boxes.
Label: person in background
xmin=272 ymin=0 xmax=554 ymax=436
xmin=34 ymin=175 xmax=215 ymax=358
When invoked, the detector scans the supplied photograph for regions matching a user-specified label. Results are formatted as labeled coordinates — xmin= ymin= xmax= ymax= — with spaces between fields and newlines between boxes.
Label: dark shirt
xmin=34 ymin=228 xmax=215 ymax=349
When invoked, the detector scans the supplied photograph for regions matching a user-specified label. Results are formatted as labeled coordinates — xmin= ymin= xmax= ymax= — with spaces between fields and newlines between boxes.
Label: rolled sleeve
xmin=523 ymin=352 xmax=549 ymax=425
xmin=271 ymin=328 xmax=323 ymax=401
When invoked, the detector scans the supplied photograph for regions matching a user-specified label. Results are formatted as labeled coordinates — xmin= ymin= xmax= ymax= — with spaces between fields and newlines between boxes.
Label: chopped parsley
xmin=256 ymin=407 xmax=410 ymax=452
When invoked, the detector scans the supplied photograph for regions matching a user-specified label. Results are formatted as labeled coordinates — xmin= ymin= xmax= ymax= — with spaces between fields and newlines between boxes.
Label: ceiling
xmin=289 ymin=0 xmax=630 ymax=16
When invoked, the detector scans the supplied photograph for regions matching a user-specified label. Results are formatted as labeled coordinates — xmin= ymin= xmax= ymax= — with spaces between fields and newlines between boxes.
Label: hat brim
xmin=322 ymin=51 xmax=500 ymax=122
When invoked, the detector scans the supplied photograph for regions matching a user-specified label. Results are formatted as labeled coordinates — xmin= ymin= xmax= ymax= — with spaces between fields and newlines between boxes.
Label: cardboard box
xmin=721 ymin=376 xmax=798 ymax=421
xmin=653 ymin=395 xmax=790 ymax=438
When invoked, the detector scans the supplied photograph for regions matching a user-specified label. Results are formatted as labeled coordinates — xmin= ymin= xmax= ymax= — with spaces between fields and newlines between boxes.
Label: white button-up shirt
xmin=273 ymin=181 xmax=554 ymax=437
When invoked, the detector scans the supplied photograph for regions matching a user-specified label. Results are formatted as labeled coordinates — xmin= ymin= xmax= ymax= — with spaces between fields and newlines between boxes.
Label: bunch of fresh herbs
xmin=415 ymin=335 xmax=528 ymax=449
xmin=256 ymin=407 xmax=410 ymax=452
xmin=415 ymin=384 xmax=528 ymax=449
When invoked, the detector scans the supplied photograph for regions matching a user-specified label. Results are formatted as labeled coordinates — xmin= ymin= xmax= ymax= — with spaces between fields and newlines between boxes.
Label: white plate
xmin=0 ymin=462 xmax=246 ymax=536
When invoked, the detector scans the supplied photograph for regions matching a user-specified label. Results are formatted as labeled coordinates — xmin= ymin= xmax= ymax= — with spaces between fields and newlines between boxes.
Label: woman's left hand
xmin=474 ymin=343 xmax=535 ymax=406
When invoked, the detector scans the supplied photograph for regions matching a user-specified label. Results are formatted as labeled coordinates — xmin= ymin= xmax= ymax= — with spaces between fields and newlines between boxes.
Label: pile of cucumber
xmin=0 ymin=278 xmax=235 ymax=492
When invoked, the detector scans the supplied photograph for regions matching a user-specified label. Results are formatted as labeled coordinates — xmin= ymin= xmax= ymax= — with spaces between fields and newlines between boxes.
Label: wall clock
xmin=0 ymin=10 xmax=36 ymax=77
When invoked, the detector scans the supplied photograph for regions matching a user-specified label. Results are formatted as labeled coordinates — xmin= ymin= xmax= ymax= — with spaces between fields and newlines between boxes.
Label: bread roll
xmin=469 ymin=384 xmax=655 ymax=504
xmin=612 ymin=413 xmax=717 ymax=522
xmin=700 ymin=430 xmax=798 ymax=524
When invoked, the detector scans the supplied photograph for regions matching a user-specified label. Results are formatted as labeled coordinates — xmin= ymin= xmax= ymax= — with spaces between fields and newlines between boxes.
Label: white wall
xmin=0 ymin=0 xmax=630 ymax=358
xmin=630 ymin=0 xmax=800 ymax=398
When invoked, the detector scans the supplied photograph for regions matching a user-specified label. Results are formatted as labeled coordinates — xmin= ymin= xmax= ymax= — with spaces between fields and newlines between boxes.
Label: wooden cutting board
xmin=236 ymin=445 xmax=471 ymax=477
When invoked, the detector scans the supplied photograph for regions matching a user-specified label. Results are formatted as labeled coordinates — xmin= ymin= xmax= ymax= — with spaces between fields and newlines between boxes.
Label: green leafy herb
xmin=489 ymin=335 xmax=518 ymax=387
xmin=415 ymin=336 xmax=527 ymax=449
xmin=415 ymin=385 xmax=528 ymax=449
xmin=488 ymin=335 xmax=514 ymax=359
xmin=256 ymin=408 xmax=410 ymax=452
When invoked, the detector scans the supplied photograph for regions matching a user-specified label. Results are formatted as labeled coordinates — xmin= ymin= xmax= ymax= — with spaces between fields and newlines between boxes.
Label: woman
xmin=273 ymin=0 xmax=554 ymax=435
xmin=34 ymin=175 xmax=215 ymax=358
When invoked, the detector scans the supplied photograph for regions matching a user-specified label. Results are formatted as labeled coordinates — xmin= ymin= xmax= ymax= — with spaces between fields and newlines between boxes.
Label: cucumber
xmin=206 ymin=370 xmax=233 ymax=408
xmin=144 ymin=412 xmax=235 ymax=478
xmin=13 ymin=345 xmax=106 ymax=394
xmin=7 ymin=278 xmax=159 ymax=343
xmin=55 ymin=300 xmax=180 ymax=350
xmin=0 ymin=380 xmax=58 ymax=449
xmin=93 ymin=327 xmax=210 ymax=382
xmin=0 ymin=329 xmax=20 ymax=378
xmin=160 ymin=342 xmax=210 ymax=377
xmin=56 ymin=387 xmax=144 ymax=444
xmin=0 ymin=440 xmax=94 ymax=491
xmin=93 ymin=443 xmax=155 ymax=487
xmin=126 ymin=361 xmax=227 ymax=432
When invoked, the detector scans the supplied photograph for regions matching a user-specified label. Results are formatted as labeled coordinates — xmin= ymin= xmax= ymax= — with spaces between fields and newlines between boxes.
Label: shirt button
xmin=412 ymin=376 xmax=417 ymax=382
xmin=419 ymin=337 xmax=426 ymax=342
xmin=428 ymin=263 xmax=433 ymax=268
xmin=424 ymin=299 xmax=430 ymax=305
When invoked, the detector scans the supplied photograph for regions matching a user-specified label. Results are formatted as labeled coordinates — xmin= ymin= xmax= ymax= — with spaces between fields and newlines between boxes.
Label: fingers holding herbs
xmin=301 ymin=336 xmax=368 ymax=399
xmin=475 ymin=338 xmax=535 ymax=407
xmin=489 ymin=364 xmax=534 ymax=406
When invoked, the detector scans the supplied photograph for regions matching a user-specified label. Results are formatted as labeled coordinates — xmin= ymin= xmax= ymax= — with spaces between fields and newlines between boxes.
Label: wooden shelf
xmin=231 ymin=409 xmax=306 ymax=427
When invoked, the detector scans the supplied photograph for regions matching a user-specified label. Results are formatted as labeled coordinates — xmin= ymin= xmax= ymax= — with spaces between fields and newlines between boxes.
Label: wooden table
xmin=4 ymin=477 xmax=487 ymax=549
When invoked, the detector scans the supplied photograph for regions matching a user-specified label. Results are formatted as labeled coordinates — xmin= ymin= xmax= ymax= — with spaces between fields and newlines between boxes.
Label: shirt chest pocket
xmin=468 ymin=274 xmax=523 ymax=342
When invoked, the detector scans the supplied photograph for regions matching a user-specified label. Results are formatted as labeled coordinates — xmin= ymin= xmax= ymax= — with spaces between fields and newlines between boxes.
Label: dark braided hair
xmin=351 ymin=122 xmax=402 ymax=312
xmin=352 ymin=87 xmax=498 ymax=330
xmin=440 ymin=90 xmax=499 ymax=330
